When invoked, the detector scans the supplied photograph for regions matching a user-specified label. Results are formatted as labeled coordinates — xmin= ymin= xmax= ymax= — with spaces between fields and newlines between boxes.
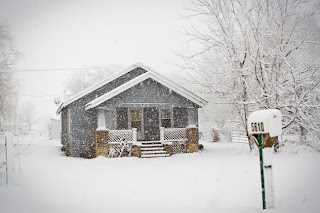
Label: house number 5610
xmin=251 ymin=122 xmax=265 ymax=132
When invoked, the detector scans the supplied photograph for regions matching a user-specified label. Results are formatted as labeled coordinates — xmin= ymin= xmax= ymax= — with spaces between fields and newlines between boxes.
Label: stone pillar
xmin=95 ymin=130 xmax=109 ymax=157
xmin=187 ymin=127 xmax=198 ymax=153
xmin=164 ymin=144 xmax=172 ymax=156
xmin=132 ymin=145 xmax=141 ymax=157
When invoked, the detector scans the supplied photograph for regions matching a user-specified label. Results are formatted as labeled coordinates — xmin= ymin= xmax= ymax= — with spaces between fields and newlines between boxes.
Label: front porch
xmin=95 ymin=127 xmax=199 ymax=158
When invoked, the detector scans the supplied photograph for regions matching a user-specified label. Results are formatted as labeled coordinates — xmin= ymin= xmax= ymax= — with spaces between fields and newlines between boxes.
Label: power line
xmin=19 ymin=93 xmax=60 ymax=98
xmin=0 ymin=66 xmax=107 ymax=73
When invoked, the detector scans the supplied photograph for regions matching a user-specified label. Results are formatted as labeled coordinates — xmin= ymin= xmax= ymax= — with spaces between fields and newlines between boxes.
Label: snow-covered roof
xmin=85 ymin=72 xmax=207 ymax=110
xmin=58 ymin=63 xmax=207 ymax=113
xmin=58 ymin=63 xmax=147 ymax=111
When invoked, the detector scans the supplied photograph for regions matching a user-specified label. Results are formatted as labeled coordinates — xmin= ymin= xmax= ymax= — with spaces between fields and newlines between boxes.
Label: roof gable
xmin=85 ymin=72 xmax=207 ymax=110
xmin=59 ymin=63 xmax=149 ymax=109
xmin=57 ymin=63 xmax=208 ymax=113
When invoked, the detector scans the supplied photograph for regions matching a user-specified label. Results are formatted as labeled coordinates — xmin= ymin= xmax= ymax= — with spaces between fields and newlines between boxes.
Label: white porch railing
xmin=160 ymin=127 xmax=187 ymax=142
xmin=107 ymin=129 xmax=138 ymax=158
xmin=108 ymin=129 xmax=135 ymax=143
xmin=108 ymin=127 xmax=188 ymax=143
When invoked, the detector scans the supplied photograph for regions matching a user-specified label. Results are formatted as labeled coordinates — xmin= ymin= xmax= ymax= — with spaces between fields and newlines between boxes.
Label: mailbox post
xmin=257 ymin=134 xmax=266 ymax=209
xmin=248 ymin=109 xmax=282 ymax=210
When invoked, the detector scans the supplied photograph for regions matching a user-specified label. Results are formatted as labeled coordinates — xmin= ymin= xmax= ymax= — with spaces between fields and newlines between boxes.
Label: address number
xmin=251 ymin=122 xmax=265 ymax=132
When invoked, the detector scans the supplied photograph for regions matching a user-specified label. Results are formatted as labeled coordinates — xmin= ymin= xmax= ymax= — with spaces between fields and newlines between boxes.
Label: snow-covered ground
xmin=0 ymin=136 xmax=319 ymax=213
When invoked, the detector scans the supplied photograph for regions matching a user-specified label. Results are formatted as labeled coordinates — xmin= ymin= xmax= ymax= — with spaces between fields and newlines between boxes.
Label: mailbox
xmin=248 ymin=109 xmax=282 ymax=137
xmin=248 ymin=109 xmax=282 ymax=210
xmin=248 ymin=109 xmax=282 ymax=148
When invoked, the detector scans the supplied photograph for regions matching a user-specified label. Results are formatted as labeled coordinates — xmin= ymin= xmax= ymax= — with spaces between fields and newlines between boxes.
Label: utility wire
xmin=0 ymin=66 xmax=107 ymax=73
xmin=19 ymin=93 xmax=60 ymax=98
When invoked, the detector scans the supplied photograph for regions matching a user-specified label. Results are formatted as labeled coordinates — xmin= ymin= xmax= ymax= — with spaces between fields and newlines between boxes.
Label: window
xmin=161 ymin=109 xmax=172 ymax=128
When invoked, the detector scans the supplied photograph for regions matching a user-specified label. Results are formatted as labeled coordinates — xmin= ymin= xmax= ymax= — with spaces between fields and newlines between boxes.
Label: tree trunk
xmin=299 ymin=124 xmax=307 ymax=145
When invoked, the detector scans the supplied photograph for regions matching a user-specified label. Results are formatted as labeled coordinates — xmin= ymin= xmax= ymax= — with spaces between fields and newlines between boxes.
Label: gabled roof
xmin=58 ymin=63 xmax=149 ymax=111
xmin=57 ymin=62 xmax=207 ymax=113
xmin=85 ymin=72 xmax=207 ymax=110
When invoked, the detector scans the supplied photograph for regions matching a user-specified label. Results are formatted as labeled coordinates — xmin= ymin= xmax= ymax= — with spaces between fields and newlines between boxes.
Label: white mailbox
xmin=248 ymin=109 xmax=282 ymax=137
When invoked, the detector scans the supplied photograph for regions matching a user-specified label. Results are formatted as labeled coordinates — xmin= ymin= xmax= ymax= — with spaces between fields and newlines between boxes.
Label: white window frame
xmin=159 ymin=108 xmax=173 ymax=128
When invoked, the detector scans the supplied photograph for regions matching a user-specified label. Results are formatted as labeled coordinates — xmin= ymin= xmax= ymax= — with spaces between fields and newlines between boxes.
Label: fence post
xmin=5 ymin=132 xmax=14 ymax=186
xmin=160 ymin=127 xmax=164 ymax=141
xmin=16 ymin=135 xmax=21 ymax=170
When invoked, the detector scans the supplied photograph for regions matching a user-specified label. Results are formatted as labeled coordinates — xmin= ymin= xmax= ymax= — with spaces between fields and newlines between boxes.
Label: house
xmin=57 ymin=63 xmax=207 ymax=158
xmin=49 ymin=118 xmax=61 ymax=140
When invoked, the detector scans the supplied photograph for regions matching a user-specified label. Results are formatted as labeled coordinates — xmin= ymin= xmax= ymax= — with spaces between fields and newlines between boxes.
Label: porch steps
xmin=140 ymin=144 xmax=164 ymax=148
xmin=140 ymin=141 xmax=169 ymax=158
xmin=141 ymin=154 xmax=169 ymax=158
xmin=141 ymin=147 xmax=165 ymax=151
xmin=141 ymin=150 xmax=167 ymax=154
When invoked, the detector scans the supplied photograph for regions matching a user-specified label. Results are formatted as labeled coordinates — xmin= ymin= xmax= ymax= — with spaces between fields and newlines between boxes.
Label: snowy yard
xmin=0 ymin=136 xmax=320 ymax=213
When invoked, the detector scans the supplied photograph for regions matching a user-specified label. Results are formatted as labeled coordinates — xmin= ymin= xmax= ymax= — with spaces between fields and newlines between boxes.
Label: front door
xmin=143 ymin=107 xmax=160 ymax=141
xmin=129 ymin=109 xmax=144 ymax=140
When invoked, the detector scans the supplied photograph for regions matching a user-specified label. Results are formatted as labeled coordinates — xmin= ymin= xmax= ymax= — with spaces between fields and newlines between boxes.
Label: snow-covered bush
xmin=211 ymin=128 xmax=219 ymax=142
xmin=108 ymin=141 xmax=133 ymax=158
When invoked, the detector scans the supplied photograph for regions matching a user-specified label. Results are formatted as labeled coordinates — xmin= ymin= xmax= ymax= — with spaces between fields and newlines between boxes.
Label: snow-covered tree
xmin=181 ymin=0 xmax=320 ymax=148
xmin=0 ymin=22 xmax=18 ymax=130
xmin=18 ymin=101 xmax=37 ymax=131
xmin=63 ymin=65 xmax=122 ymax=98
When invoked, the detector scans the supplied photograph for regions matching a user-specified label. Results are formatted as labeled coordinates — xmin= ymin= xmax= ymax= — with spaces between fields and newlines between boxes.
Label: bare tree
xmin=0 ymin=22 xmax=18 ymax=130
xmin=181 ymin=0 xmax=320 ymax=148
xmin=63 ymin=65 xmax=122 ymax=98
xmin=18 ymin=101 xmax=37 ymax=131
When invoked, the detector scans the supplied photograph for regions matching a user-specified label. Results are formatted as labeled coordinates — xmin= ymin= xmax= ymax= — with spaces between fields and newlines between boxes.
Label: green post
xmin=258 ymin=134 xmax=266 ymax=209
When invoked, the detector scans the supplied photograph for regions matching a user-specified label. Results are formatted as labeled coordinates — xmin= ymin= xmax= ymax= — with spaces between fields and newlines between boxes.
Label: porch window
xmin=130 ymin=109 xmax=142 ymax=131
xmin=161 ymin=109 xmax=172 ymax=128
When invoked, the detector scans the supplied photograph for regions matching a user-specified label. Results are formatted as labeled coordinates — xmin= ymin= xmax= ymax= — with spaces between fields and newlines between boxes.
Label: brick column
xmin=187 ymin=127 xmax=198 ymax=153
xmin=95 ymin=130 xmax=109 ymax=157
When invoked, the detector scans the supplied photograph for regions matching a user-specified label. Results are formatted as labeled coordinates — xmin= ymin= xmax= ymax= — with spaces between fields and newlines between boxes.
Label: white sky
xmin=0 ymin=0 xmax=191 ymax=129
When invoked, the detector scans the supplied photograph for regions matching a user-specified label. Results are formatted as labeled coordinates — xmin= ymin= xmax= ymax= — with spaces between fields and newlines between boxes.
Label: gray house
xmin=57 ymin=63 xmax=207 ymax=158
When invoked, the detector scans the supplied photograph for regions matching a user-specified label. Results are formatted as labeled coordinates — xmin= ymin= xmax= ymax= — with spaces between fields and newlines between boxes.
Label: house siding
xmin=61 ymin=109 xmax=67 ymax=146
xmin=99 ymin=79 xmax=200 ymax=137
xmin=100 ymin=79 xmax=199 ymax=109
xmin=173 ymin=107 xmax=188 ymax=128
xmin=116 ymin=107 xmax=128 ymax=130
xmin=143 ymin=107 xmax=160 ymax=141
xmin=60 ymin=67 xmax=147 ymax=158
